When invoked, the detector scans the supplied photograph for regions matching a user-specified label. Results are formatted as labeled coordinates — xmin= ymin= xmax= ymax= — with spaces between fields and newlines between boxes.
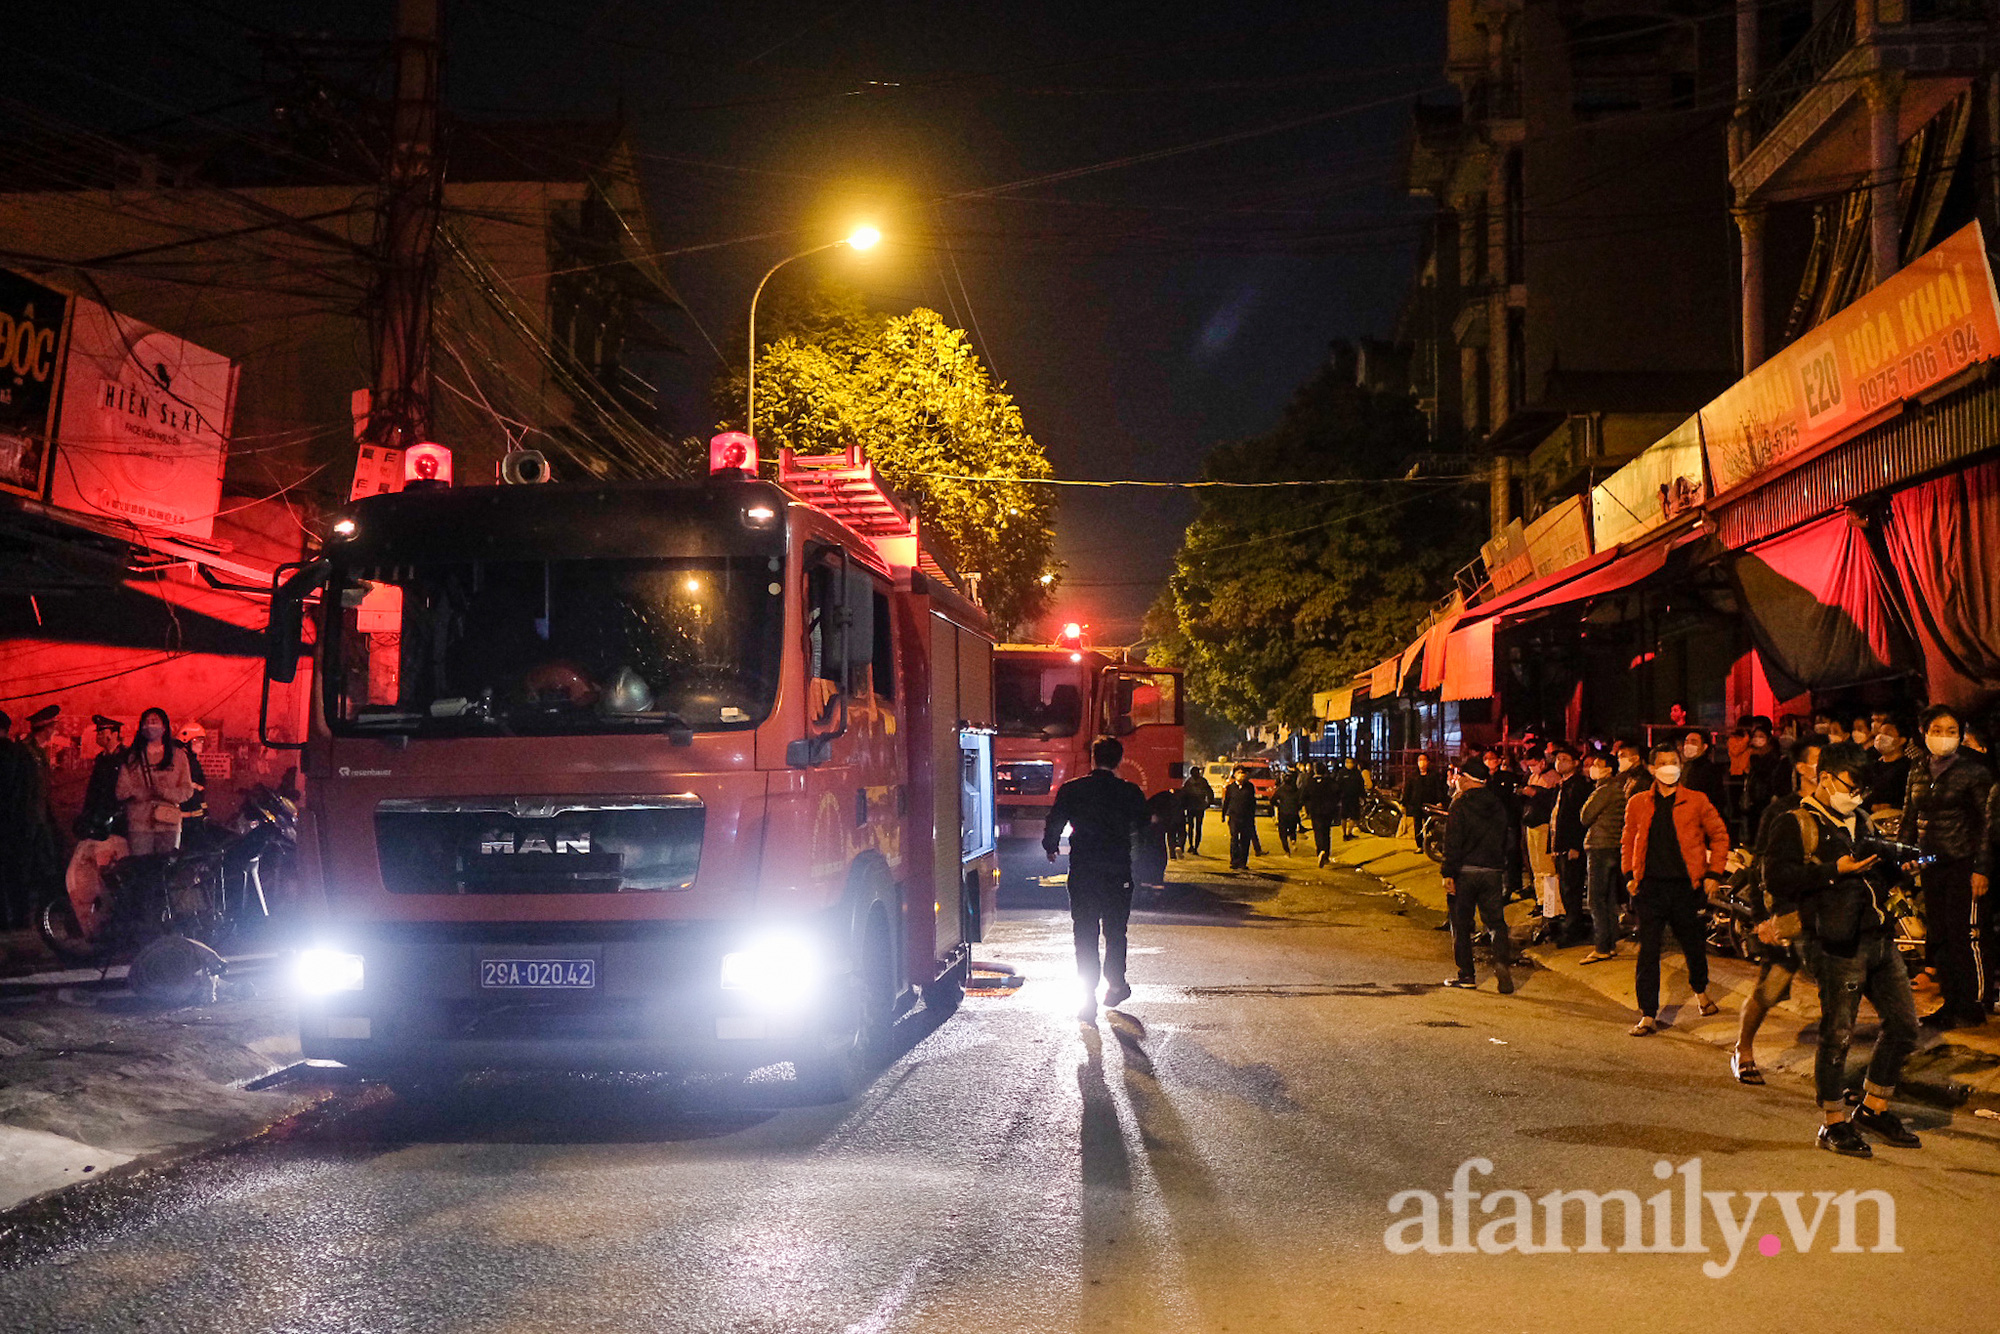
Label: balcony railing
xmin=1741 ymin=1 xmax=1856 ymax=147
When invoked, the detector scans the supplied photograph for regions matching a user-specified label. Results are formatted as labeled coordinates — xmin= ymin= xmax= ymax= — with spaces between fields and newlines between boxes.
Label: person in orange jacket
xmin=1621 ymin=741 xmax=1731 ymax=1035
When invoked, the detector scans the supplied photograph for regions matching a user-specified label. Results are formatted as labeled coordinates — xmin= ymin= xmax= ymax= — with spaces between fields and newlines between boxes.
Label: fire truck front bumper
xmin=293 ymin=921 xmax=862 ymax=1076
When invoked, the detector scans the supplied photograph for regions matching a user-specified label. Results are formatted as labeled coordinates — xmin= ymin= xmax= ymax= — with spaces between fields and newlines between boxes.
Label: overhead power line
xmin=910 ymin=472 xmax=1482 ymax=489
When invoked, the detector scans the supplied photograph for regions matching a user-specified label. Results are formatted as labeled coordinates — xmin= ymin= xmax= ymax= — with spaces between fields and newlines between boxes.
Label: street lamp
xmin=746 ymin=226 xmax=881 ymax=456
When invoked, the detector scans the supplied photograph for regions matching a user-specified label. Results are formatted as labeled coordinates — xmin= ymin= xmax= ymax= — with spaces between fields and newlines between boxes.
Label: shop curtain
xmin=1441 ymin=618 xmax=1495 ymax=703
xmin=1878 ymin=459 xmax=2000 ymax=708
xmin=1730 ymin=513 xmax=1916 ymax=695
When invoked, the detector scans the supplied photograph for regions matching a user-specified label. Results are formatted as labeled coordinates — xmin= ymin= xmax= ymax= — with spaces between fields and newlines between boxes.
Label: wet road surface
xmin=2 ymin=841 xmax=1996 ymax=1333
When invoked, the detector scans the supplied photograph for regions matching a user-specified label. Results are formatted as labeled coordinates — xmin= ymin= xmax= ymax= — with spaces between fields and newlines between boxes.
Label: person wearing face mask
xmin=1865 ymin=716 xmax=1914 ymax=815
xmin=1849 ymin=715 xmax=1875 ymax=749
xmin=1729 ymin=737 xmax=1825 ymax=1083
xmin=1901 ymin=704 xmax=1992 ymax=1030
xmin=1547 ymin=746 xmax=1592 ymax=947
xmin=1763 ymin=743 xmax=1923 ymax=1156
xmin=1576 ymin=749 xmax=1628 ymax=962
xmin=115 ymin=706 xmax=196 ymax=856
xmin=1620 ymin=743 xmax=1729 ymax=1035
xmin=1677 ymin=728 xmax=1727 ymax=818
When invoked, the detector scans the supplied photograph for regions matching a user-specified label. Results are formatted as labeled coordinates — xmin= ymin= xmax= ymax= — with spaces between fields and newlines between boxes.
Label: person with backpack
xmin=1763 ymin=743 xmax=1924 ymax=1157
xmin=1729 ymin=737 xmax=1824 ymax=1084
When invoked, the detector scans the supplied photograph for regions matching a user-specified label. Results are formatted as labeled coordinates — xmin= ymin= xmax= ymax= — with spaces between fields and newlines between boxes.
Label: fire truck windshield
xmin=994 ymin=656 xmax=1087 ymax=739
xmin=327 ymin=555 xmax=785 ymax=736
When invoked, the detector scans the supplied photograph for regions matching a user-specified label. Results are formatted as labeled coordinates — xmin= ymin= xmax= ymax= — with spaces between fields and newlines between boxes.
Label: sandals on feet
xmin=1696 ymin=996 xmax=1721 ymax=1017
xmin=1628 ymin=1016 xmax=1659 ymax=1036
xmin=1731 ymin=1052 xmax=1764 ymax=1084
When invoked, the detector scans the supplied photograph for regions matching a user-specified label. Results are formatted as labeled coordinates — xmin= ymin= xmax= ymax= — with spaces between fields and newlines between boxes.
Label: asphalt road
xmin=2 ymin=831 xmax=1996 ymax=1333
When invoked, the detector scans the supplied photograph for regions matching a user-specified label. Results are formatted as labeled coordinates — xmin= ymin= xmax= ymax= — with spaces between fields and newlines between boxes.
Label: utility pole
xmin=352 ymin=0 xmax=441 ymax=499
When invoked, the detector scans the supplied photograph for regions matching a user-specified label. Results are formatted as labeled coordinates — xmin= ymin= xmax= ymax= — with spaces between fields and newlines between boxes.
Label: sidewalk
xmin=0 ymin=967 xmax=324 ymax=1215
xmin=1317 ymin=830 xmax=2000 ymax=1105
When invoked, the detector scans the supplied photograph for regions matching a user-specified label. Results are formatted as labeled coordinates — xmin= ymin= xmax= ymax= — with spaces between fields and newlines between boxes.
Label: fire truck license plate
xmin=479 ymin=959 xmax=596 ymax=989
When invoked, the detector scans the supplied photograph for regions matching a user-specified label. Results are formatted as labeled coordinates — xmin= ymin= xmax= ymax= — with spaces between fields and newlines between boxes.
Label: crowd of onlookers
xmin=0 ymin=704 xmax=214 ymax=933
xmin=1428 ymin=705 xmax=1997 ymax=1157
xmin=1168 ymin=705 xmax=1996 ymax=1157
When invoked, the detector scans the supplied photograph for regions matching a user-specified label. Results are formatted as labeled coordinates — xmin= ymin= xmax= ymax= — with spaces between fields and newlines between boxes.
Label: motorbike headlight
xmin=294 ymin=948 xmax=364 ymax=995
xmin=719 ymin=936 xmax=820 ymax=1010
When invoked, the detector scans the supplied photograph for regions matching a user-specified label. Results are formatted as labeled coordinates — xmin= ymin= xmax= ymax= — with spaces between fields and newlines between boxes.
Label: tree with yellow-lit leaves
xmin=717 ymin=284 xmax=1057 ymax=636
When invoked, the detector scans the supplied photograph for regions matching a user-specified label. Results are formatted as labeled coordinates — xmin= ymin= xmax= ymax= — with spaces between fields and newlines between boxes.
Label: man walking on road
xmin=1221 ymin=766 xmax=1260 ymax=870
xmin=1044 ymin=737 xmax=1151 ymax=1021
xmin=1440 ymin=758 xmax=1516 ymax=995
xmin=1302 ymin=762 xmax=1340 ymax=867
xmin=1621 ymin=742 xmax=1729 ymax=1036
xmin=1180 ymin=766 xmax=1213 ymax=855
xmin=1273 ymin=768 xmax=1303 ymax=855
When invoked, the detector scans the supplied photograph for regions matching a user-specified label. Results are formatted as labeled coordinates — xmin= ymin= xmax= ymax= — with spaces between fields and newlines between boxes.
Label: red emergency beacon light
xmin=403 ymin=442 xmax=453 ymax=487
xmin=709 ymin=432 xmax=757 ymax=479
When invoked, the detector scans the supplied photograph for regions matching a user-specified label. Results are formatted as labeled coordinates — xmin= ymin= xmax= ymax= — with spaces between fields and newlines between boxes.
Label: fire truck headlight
xmin=294 ymin=948 xmax=365 ymax=996
xmin=720 ymin=936 xmax=820 ymax=1009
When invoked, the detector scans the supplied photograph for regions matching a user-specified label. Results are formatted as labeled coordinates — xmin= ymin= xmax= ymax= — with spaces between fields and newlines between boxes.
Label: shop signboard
xmin=48 ymin=298 xmax=237 ymax=540
xmin=1480 ymin=518 xmax=1532 ymax=593
xmin=1592 ymin=414 xmax=1705 ymax=550
xmin=0 ymin=269 xmax=72 ymax=499
xmin=1523 ymin=493 xmax=1592 ymax=577
xmin=1703 ymin=221 xmax=2000 ymax=496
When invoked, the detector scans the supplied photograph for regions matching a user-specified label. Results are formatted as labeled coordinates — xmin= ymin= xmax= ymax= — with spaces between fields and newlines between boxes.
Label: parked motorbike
xmin=38 ymin=785 xmax=297 ymax=987
xmin=1358 ymin=791 xmax=1403 ymax=839
xmin=1420 ymin=803 xmax=1449 ymax=864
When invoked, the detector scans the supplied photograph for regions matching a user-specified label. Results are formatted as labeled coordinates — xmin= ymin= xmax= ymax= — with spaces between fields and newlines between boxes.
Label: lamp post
xmin=746 ymin=226 xmax=880 ymax=456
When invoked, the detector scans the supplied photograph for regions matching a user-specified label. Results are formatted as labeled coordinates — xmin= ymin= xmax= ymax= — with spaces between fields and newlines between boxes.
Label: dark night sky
xmin=12 ymin=1 xmax=1444 ymax=642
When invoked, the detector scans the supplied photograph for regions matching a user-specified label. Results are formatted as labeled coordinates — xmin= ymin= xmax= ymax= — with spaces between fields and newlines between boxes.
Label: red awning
xmin=1493 ymin=541 xmax=1670 ymax=620
xmin=1441 ymin=618 xmax=1496 ymax=702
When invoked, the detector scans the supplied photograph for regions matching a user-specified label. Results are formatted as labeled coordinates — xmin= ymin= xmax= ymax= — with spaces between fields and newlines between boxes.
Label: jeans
xmin=1585 ymin=849 xmax=1621 ymax=952
xmin=1449 ymin=867 xmax=1511 ymax=980
xmin=1633 ymin=877 xmax=1709 ymax=1018
xmin=1068 ymin=867 xmax=1133 ymax=996
xmin=1803 ymin=931 xmax=1920 ymax=1109
xmin=1187 ymin=808 xmax=1206 ymax=851
xmin=1921 ymin=858 xmax=1985 ymax=1018
xmin=1228 ymin=820 xmax=1254 ymax=868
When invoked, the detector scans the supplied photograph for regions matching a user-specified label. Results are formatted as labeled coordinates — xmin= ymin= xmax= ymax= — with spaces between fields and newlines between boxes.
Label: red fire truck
xmin=991 ymin=643 xmax=1185 ymax=889
xmin=264 ymin=443 xmax=998 ymax=1099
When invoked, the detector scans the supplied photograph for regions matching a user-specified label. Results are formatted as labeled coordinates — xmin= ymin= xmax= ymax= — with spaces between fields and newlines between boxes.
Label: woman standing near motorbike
xmin=115 ymin=707 xmax=195 ymax=855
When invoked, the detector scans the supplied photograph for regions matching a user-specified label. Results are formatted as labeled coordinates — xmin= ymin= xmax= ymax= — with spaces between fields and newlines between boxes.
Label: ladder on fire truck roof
xmin=777 ymin=444 xmax=964 ymax=592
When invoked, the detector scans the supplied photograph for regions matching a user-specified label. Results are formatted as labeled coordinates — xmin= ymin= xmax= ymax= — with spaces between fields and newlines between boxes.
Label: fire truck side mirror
xmin=264 ymin=560 xmax=328 ymax=685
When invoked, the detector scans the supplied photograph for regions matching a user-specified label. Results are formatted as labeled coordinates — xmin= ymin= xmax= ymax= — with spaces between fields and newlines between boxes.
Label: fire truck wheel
xmin=792 ymin=906 xmax=895 ymax=1103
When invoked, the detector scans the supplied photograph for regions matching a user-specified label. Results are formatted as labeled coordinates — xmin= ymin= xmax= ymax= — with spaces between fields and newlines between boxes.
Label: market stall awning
xmin=1368 ymin=654 xmax=1400 ymax=698
xmin=1313 ymin=686 xmax=1357 ymax=721
xmin=1485 ymin=540 xmax=1671 ymax=622
xmin=1420 ymin=595 xmax=1463 ymax=693
xmin=1441 ymin=618 xmax=1496 ymax=702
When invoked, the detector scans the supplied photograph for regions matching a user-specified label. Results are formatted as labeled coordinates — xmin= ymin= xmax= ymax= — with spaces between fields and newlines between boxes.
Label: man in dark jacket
xmin=1273 ymin=769 xmax=1304 ymax=855
xmin=1865 ymin=714 xmax=1914 ymax=815
xmin=1904 ymin=704 xmax=1992 ymax=1030
xmin=1220 ymin=767 xmax=1260 ymax=870
xmin=1577 ymin=750 xmax=1627 ymax=962
xmin=1440 ymin=758 xmax=1516 ymax=995
xmin=1302 ymin=763 xmax=1340 ymax=867
xmin=1401 ymin=753 xmax=1448 ymax=845
xmin=1764 ymin=743 xmax=1923 ymax=1157
xmin=78 ymin=715 xmax=126 ymax=838
xmin=1044 ymin=737 xmax=1151 ymax=1020
xmin=1548 ymin=746 xmax=1593 ymax=946
xmin=1338 ymin=758 xmax=1367 ymax=839
xmin=1678 ymin=729 xmax=1729 ymax=819
xmin=1180 ymin=768 xmax=1214 ymax=854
